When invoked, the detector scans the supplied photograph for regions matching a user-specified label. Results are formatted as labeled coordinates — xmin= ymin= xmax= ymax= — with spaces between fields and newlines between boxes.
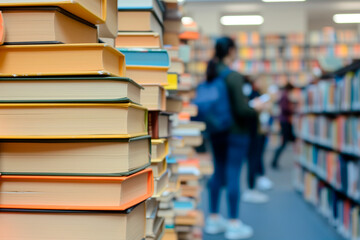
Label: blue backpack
xmin=192 ymin=68 xmax=233 ymax=133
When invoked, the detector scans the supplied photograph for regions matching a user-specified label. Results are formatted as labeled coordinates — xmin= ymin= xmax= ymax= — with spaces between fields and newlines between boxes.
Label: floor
xmin=200 ymin=145 xmax=344 ymax=240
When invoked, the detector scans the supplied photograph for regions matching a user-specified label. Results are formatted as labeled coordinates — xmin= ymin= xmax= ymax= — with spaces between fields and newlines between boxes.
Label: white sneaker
xmin=242 ymin=190 xmax=269 ymax=204
xmin=256 ymin=176 xmax=273 ymax=191
xmin=204 ymin=215 xmax=227 ymax=234
xmin=225 ymin=220 xmax=253 ymax=239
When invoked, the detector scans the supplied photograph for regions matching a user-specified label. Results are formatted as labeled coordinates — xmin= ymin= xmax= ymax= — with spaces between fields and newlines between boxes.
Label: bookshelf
xmin=232 ymin=29 xmax=359 ymax=88
xmin=294 ymin=61 xmax=360 ymax=240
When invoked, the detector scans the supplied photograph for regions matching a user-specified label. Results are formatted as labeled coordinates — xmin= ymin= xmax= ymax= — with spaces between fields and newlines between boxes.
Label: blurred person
xmin=243 ymin=75 xmax=274 ymax=204
xmin=271 ymin=83 xmax=296 ymax=169
xmin=204 ymin=37 xmax=264 ymax=240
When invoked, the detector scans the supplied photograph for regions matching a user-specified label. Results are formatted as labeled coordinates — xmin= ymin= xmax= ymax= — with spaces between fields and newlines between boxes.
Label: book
xmin=175 ymin=210 xmax=203 ymax=226
xmin=117 ymin=0 xmax=165 ymax=23
xmin=0 ymin=77 xmax=142 ymax=103
xmin=147 ymin=217 xmax=165 ymax=240
xmin=97 ymin=0 xmax=117 ymax=39
xmin=164 ymin=19 xmax=182 ymax=33
xmin=0 ymin=136 xmax=151 ymax=176
xmin=149 ymin=111 xmax=170 ymax=139
xmin=117 ymin=11 xmax=162 ymax=37
xmin=153 ymin=170 xmax=169 ymax=198
xmin=141 ymin=85 xmax=166 ymax=111
xmin=164 ymin=32 xmax=180 ymax=46
xmin=0 ymin=43 xmax=126 ymax=77
xmin=151 ymin=156 xmax=168 ymax=178
xmin=0 ymin=103 xmax=148 ymax=139
xmin=146 ymin=198 xmax=159 ymax=219
xmin=126 ymin=66 xmax=169 ymax=85
xmin=151 ymin=139 xmax=169 ymax=162
xmin=119 ymin=48 xmax=170 ymax=67
xmin=0 ymin=11 xmax=3 ymax=45
xmin=1 ymin=7 xmax=97 ymax=44
xmin=0 ymin=169 xmax=153 ymax=210
xmin=169 ymin=58 xmax=185 ymax=74
xmin=0 ymin=0 xmax=106 ymax=25
xmin=0 ymin=202 xmax=146 ymax=240
xmin=99 ymin=36 xmax=115 ymax=47
xmin=166 ymin=96 xmax=183 ymax=113
xmin=116 ymin=32 xmax=162 ymax=49
xmin=165 ymin=73 xmax=179 ymax=90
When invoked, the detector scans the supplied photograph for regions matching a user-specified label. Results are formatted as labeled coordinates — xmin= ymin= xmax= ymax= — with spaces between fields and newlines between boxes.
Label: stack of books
xmin=117 ymin=1 xmax=180 ymax=239
xmin=0 ymin=1 xmax=154 ymax=239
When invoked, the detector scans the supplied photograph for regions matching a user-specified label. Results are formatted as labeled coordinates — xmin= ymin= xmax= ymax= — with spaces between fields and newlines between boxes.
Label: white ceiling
xmin=183 ymin=0 xmax=360 ymax=35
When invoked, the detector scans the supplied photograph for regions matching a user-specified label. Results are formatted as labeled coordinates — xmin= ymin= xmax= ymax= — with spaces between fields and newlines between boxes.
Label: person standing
xmin=243 ymin=76 xmax=273 ymax=204
xmin=204 ymin=37 xmax=263 ymax=240
xmin=271 ymin=83 xmax=296 ymax=169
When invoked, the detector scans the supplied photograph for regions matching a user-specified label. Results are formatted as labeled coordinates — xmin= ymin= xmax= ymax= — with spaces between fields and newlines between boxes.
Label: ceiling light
xmin=333 ymin=14 xmax=360 ymax=24
xmin=220 ymin=15 xmax=264 ymax=26
xmin=182 ymin=17 xmax=194 ymax=25
xmin=262 ymin=0 xmax=306 ymax=2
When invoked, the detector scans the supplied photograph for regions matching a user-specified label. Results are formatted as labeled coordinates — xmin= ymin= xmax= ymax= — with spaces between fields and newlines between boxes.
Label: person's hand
xmin=251 ymin=98 xmax=266 ymax=112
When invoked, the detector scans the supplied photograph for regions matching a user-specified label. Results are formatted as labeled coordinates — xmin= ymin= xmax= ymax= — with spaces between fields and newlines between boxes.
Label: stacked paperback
xmin=0 ymin=1 xmax=153 ymax=239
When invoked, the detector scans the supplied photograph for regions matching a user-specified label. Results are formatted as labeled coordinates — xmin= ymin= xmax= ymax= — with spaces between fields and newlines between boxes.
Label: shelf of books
xmin=293 ymin=61 xmax=360 ymax=240
xmin=232 ymin=29 xmax=359 ymax=88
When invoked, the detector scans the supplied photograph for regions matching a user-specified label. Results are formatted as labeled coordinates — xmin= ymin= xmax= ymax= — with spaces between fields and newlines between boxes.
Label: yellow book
xmin=151 ymin=139 xmax=169 ymax=162
xmin=165 ymin=73 xmax=178 ymax=90
xmin=0 ymin=44 xmax=125 ymax=77
xmin=150 ymin=157 xmax=167 ymax=178
xmin=0 ymin=103 xmax=148 ymax=139
xmin=0 ymin=0 xmax=106 ymax=25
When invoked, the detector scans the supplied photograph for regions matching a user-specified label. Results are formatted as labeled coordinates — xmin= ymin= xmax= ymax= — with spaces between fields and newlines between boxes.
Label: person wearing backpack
xmin=202 ymin=37 xmax=264 ymax=239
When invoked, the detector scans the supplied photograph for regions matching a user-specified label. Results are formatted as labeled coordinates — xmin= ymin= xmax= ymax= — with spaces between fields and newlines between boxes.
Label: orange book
xmin=126 ymin=66 xmax=169 ymax=85
xmin=116 ymin=32 xmax=162 ymax=48
xmin=0 ymin=168 xmax=154 ymax=211
xmin=0 ymin=44 xmax=125 ymax=77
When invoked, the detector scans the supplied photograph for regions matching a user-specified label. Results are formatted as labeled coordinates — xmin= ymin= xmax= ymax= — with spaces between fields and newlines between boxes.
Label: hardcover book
xmin=0 ymin=77 xmax=142 ymax=103
xmin=1 ymin=7 xmax=97 ymax=44
xmin=0 ymin=103 xmax=148 ymax=138
xmin=118 ymin=0 xmax=165 ymax=23
xmin=0 ymin=136 xmax=151 ymax=176
xmin=116 ymin=32 xmax=162 ymax=49
xmin=0 ymin=169 xmax=153 ymax=210
xmin=141 ymin=85 xmax=166 ymax=111
xmin=0 ymin=44 xmax=126 ymax=77
xmin=0 ymin=0 xmax=106 ymax=24
xmin=0 ymin=202 xmax=146 ymax=240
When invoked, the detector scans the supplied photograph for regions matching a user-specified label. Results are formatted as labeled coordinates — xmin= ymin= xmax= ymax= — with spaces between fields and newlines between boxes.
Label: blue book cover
xmin=119 ymin=48 xmax=170 ymax=67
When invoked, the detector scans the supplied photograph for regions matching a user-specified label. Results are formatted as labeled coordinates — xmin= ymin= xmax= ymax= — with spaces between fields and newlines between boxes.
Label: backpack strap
xmin=219 ymin=67 xmax=233 ymax=79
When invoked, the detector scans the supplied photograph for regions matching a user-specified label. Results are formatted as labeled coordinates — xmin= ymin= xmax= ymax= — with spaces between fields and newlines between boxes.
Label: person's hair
xmin=283 ymin=82 xmax=294 ymax=91
xmin=206 ymin=37 xmax=236 ymax=81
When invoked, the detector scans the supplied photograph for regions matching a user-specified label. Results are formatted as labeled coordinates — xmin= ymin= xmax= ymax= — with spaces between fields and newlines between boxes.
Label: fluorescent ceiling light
xmin=182 ymin=17 xmax=194 ymax=25
xmin=262 ymin=0 xmax=306 ymax=2
xmin=220 ymin=15 xmax=264 ymax=26
xmin=333 ymin=14 xmax=360 ymax=24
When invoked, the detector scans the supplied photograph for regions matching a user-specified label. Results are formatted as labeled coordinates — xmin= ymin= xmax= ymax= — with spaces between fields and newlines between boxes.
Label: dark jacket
xmin=217 ymin=62 xmax=257 ymax=134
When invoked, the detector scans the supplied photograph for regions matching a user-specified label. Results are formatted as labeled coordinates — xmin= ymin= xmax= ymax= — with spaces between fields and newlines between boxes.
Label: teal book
xmin=118 ymin=48 xmax=170 ymax=67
